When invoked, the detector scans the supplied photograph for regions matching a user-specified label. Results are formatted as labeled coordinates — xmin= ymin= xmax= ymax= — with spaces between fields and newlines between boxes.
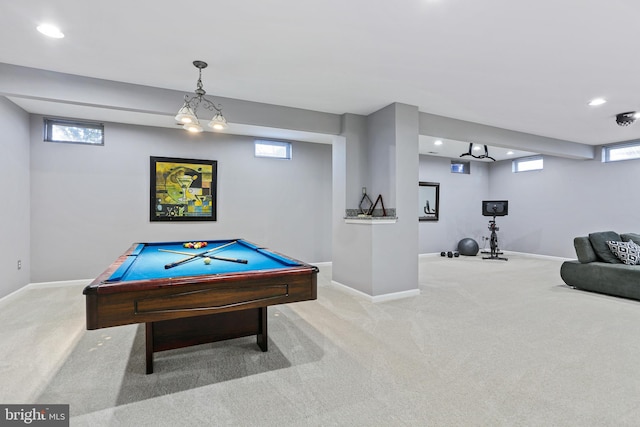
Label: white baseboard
xmin=0 ymin=279 xmax=92 ymax=303
xmin=0 ymin=284 xmax=29 ymax=303
xmin=504 ymin=251 xmax=573 ymax=261
xmin=311 ymin=261 xmax=332 ymax=267
xmin=331 ymin=280 xmax=420 ymax=303
xmin=28 ymin=279 xmax=93 ymax=288
xmin=420 ymin=251 xmax=572 ymax=262
xmin=371 ymin=288 xmax=421 ymax=303
xmin=419 ymin=253 xmax=442 ymax=258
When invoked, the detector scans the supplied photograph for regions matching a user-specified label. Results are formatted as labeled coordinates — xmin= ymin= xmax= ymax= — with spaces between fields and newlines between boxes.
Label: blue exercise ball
xmin=458 ymin=238 xmax=479 ymax=256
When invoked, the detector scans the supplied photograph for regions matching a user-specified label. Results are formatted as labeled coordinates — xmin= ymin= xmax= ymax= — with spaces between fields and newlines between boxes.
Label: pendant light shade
xmin=208 ymin=112 xmax=228 ymax=130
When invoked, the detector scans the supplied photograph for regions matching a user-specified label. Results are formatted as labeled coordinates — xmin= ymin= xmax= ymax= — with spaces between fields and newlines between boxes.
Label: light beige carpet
xmin=1 ymin=254 xmax=639 ymax=426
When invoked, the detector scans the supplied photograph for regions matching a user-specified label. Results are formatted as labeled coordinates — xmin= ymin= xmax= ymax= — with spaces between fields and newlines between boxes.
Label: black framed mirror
xmin=419 ymin=181 xmax=439 ymax=221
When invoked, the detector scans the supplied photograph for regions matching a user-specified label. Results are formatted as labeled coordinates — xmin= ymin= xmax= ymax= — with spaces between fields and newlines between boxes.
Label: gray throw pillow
xmin=574 ymin=237 xmax=597 ymax=263
xmin=621 ymin=233 xmax=640 ymax=246
xmin=589 ymin=231 xmax=623 ymax=263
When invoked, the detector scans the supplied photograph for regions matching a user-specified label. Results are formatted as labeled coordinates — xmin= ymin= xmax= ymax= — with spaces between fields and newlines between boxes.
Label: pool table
xmin=83 ymin=238 xmax=318 ymax=373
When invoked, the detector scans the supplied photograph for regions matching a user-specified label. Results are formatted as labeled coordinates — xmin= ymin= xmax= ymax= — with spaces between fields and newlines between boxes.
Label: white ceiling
xmin=2 ymin=0 xmax=640 ymax=157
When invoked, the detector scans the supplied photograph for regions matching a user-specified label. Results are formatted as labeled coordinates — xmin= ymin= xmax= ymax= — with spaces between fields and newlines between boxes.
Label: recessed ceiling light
xmin=37 ymin=24 xmax=64 ymax=39
xmin=434 ymin=140 xmax=443 ymax=146
xmin=588 ymin=98 xmax=606 ymax=106
xmin=473 ymin=145 xmax=482 ymax=151
xmin=507 ymin=151 xmax=514 ymax=155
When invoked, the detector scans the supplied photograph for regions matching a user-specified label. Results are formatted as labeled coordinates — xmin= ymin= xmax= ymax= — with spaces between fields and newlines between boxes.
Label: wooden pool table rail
xmin=84 ymin=268 xmax=317 ymax=330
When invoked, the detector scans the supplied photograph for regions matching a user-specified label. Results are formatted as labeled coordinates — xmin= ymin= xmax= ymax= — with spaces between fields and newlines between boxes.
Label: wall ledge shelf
xmin=344 ymin=216 xmax=398 ymax=224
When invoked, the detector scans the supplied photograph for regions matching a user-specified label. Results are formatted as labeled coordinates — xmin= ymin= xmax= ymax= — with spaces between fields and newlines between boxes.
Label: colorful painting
xmin=150 ymin=157 xmax=217 ymax=221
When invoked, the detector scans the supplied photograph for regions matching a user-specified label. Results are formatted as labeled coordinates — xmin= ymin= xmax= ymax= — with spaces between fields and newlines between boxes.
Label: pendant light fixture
xmin=175 ymin=61 xmax=228 ymax=133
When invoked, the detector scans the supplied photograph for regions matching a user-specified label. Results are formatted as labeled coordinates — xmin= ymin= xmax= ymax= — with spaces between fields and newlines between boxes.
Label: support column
xmin=332 ymin=104 xmax=419 ymax=300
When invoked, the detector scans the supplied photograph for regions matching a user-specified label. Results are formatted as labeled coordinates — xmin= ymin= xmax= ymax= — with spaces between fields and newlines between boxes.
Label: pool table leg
xmin=145 ymin=322 xmax=154 ymax=374
xmin=144 ymin=308 xmax=267 ymax=374
xmin=257 ymin=307 xmax=268 ymax=352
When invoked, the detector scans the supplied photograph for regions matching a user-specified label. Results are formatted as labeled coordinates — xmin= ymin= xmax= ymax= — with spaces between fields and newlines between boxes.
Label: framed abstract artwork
xmin=150 ymin=156 xmax=217 ymax=222
xmin=419 ymin=181 xmax=439 ymax=221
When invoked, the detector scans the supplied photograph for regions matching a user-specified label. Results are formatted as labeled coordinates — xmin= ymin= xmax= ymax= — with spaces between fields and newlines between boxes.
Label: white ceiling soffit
xmin=419 ymin=135 xmax=537 ymax=161
xmin=7 ymin=96 xmax=336 ymax=145
xmin=11 ymin=96 xmax=527 ymax=157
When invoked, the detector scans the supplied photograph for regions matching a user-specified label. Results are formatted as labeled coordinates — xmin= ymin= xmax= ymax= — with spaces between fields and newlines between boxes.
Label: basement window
xmin=254 ymin=139 xmax=292 ymax=159
xmin=603 ymin=141 xmax=640 ymax=162
xmin=451 ymin=160 xmax=470 ymax=174
xmin=512 ymin=155 xmax=543 ymax=172
xmin=44 ymin=118 xmax=104 ymax=145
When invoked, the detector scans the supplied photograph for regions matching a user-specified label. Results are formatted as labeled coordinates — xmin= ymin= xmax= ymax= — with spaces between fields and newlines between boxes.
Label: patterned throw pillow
xmin=606 ymin=240 xmax=640 ymax=265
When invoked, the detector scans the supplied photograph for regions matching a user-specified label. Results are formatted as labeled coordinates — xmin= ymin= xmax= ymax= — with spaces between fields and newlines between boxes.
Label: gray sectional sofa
xmin=560 ymin=231 xmax=640 ymax=300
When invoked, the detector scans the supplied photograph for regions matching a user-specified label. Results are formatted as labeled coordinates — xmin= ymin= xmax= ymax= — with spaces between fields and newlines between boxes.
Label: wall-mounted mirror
xmin=419 ymin=181 xmax=439 ymax=221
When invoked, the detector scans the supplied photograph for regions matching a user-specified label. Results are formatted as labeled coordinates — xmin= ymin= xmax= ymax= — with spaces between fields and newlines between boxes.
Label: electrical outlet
xmin=17 ymin=260 xmax=22 ymax=270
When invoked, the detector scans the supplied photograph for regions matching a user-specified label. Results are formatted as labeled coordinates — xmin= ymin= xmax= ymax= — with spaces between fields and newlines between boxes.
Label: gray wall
xmin=29 ymin=117 xmax=332 ymax=282
xmin=488 ymin=153 xmax=640 ymax=258
xmin=8 ymin=57 xmax=639 ymax=291
xmin=417 ymin=150 xmax=640 ymax=258
xmin=0 ymin=97 xmax=30 ymax=297
xmin=419 ymin=155 xmax=491 ymax=254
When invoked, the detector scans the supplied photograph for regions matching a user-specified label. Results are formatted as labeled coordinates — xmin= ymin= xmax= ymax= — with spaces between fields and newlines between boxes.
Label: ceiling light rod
xmin=175 ymin=60 xmax=228 ymax=133
xmin=460 ymin=143 xmax=495 ymax=161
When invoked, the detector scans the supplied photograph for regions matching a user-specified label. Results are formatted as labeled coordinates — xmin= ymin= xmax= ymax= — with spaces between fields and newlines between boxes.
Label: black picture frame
xmin=150 ymin=156 xmax=217 ymax=222
xmin=419 ymin=181 xmax=439 ymax=221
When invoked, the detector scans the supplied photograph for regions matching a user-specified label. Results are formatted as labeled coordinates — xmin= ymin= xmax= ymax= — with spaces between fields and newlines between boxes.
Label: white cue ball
xmin=203 ymin=257 xmax=211 ymax=265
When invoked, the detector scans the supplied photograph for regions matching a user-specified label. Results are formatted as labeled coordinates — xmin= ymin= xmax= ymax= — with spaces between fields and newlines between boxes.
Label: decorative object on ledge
xmin=358 ymin=187 xmax=374 ymax=215
xmin=369 ymin=194 xmax=387 ymax=216
xmin=175 ymin=60 xmax=228 ymax=133
xmin=460 ymin=143 xmax=495 ymax=161
xmin=419 ymin=181 xmax=439 ymax=221
xmin=150 ymin=156 xmax=217 ymax=222
xmin=357 ymin=187 xmax=388 ymax=217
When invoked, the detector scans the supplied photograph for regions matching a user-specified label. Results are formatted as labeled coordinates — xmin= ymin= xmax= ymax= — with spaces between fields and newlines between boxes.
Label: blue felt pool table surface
xmin=107 ymin=239 xmax=302 ymax=283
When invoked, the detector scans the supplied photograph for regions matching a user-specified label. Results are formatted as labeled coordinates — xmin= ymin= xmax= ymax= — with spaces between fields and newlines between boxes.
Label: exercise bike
xmin=482 ymin=203 xmax=508 ymax=261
